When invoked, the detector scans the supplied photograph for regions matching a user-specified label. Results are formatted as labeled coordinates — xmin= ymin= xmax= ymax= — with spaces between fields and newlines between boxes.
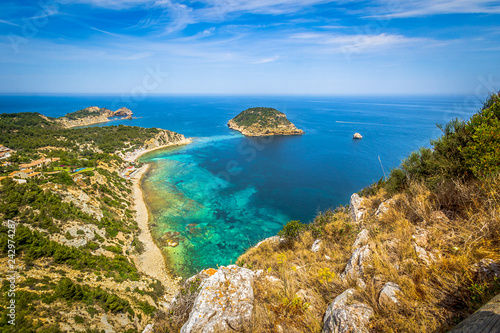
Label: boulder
xmin=341 ymin=244 xmax=371 ymax=280
xmin=375 ymin=199 xmax=395 ymax=218
xmin=353 ymin=133 xmax=363 ymax=139
xmin=323 ymin=289 xmax=373 ymax=333
xmin=311 ymin=239 xmax=322 ymax=253
xmin=379 ymin=282 xmax=401 ymax=306
xmin=142 ymin=324 xmax=154 ymax=333
xmin=180 ymin=265 xmax=255 ymax=333
xmin=350 ymin=193 xmax=366 ymax=223
xmin=412 ymin=227 xmax=430 ymax=247
xmin=473 ymin=259 xmax=500 ymax=279
xmin=413 ymin=244 xmax=439 ymax=265
xmin=429 ymin=210 xmax=449 ymax=224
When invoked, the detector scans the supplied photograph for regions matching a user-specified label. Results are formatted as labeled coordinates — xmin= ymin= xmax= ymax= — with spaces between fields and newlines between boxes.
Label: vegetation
xmin=0 ymin=111 xmax=173 ymax=332
xmin=0 ymin=112 xmax=162 ymax=153
xmin=219 ymin=91 xmax=500 ymax=332
xmin=62 ymin=107 xmax=103 ymax=120
xmin=231 ymin=107 xmax=293 ymax=128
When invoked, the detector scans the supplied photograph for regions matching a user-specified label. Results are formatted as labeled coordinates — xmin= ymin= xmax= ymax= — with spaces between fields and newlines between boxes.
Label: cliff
xmin=228 ymin=107 xmax=304 ymax=136
xmin=56 ymin=106 xmax=134 ymax=128
xmin=154 ymin=92 xmax=500 ymax=333
xmin=144 ymin=130 xmax=191 ymax=150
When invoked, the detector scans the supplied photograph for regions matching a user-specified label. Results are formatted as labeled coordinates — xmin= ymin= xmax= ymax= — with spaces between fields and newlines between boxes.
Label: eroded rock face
xmin=180 ymin=265 xmax=255 ymax=333
xmin=144 ymin=130 xmax=190 ymax=150
xmin=350 ymin=193 xmax=366 ymax=223
xmin=379 ymin=282 xmax=401 ymax=306
xmin=323 ymin=289 xmax=373 ymax=333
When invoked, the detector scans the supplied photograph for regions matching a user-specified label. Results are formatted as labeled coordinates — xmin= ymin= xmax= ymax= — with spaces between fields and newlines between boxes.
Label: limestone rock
xmin=473 ymin=259 xmax=500 ymax=279
xmin=412 ymin=227 xmax=430 ymax=247
xmin=142 ymin=324 xmax=154 ymax=333
xmin=353 ymin=133 xmax=363 ymax=139
xmin=375 ymin=199 xmax=395 ymax=218
xmin=379 ymin=282 xmax=401 ymax=306
xmin=413 ymin=244 xmax=439 ymax=265
xmin=323 ymin=289 xmax=373 ymax=333
xmin=254 ymin=235 xmax=285 ymax=248
xmin=341 ymin=244 xmax=371 ymax=280
xmin=144 ymin=130 xmax=190 ymax=150
xmin=180 ymin=265 xmax=255 ymax=333
xmin=350 ymin=193 xmax=366 ymax=223
xmin=352 ymin=229 xmax=369 ymax=249
xmin=311 ymin=239 xmax=322 ymax=253
xmin=430 ymin=210 xmax=449 ymax=224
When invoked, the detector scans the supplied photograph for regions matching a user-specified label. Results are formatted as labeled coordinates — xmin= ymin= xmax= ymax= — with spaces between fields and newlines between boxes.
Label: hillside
xmin=0 ymin=112 xmax=189 ymax=332
xmin=228 ymin=107 xmax=304 ymax=136
xmin=154 ymin=92 xmax=500 ymax=333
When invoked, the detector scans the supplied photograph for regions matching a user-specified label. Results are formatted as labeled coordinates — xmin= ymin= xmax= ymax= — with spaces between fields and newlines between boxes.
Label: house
xmin=0 ymin=145 xmax=15 ymax=160
xmin=10 ymin=169 xmax=41 ymax=179
xmin=20 ymin=157 xmax=59 ymax=170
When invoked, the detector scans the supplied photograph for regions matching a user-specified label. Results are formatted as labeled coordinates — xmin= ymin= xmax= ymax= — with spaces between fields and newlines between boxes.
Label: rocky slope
xmin=228 ymin=107 xmax=304 ymax=136
xmin=144 ymin=130 xmax=191 ymax=150
xmin=57 ymin=106 xmax=134 ymax=128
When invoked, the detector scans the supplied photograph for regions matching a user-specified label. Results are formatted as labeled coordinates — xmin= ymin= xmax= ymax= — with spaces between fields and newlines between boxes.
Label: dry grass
xmin=236 ymin=175 xmax=500 ymax=332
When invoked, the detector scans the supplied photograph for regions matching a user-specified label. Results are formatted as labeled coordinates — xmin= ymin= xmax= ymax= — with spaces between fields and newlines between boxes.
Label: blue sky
xmin=0 ymin=0 xmax=499 ymax=95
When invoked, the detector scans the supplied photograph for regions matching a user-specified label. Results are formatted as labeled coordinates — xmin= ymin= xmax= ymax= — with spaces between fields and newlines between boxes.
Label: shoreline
xmin=131 ymin=164 xmax=179 ymax=299
xmin=125 ymin=138 xmax=192 ymax=163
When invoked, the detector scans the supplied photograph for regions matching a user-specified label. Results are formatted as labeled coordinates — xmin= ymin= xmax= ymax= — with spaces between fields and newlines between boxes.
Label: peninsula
xmin=56 ymin=106 xmax=134 ymax=128
xmin=228 ymin=107 xmax=304 ymax=136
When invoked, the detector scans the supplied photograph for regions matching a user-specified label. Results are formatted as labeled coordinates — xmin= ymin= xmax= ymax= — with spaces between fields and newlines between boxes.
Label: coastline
xmin=125 ymin=138 xmax=192 ymax=163
xmin=131 ymin=164 xmax=179 ymax=300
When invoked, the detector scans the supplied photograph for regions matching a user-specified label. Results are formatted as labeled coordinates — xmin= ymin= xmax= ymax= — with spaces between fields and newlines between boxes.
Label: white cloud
xmin=369 ymin=0 xmax=500 ymax=18
xmin=290 ymin=31 xmax=430 ymax=53
xmin=250 ymin=55 xmax=280 ymax=64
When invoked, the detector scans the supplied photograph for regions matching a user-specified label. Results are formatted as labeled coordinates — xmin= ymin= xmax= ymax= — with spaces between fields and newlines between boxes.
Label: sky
xmin=0 ymin=0 xmax=499 ymax=95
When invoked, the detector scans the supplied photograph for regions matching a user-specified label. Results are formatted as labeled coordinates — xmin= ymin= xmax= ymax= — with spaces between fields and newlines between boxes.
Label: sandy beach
xmin=132 ymin=164 xmax=179 ymax=299
xmin=125 ymin=138 xmax=192 ymax=163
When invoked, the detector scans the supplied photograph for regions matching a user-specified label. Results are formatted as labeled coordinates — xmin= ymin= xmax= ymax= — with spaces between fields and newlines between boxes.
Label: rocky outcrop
xmin=379 ymin=282 xmax=401 ymax=306
xmin=228 ymin=107 xmax=304 ymax=137
xmin=375 ymin=199 xmax=395 ymax=218
xmin=178 ymin=265 xmax=256 ymax=333
xmin=353 ymin=133 xmax=363 ymax=139
xmin=311 ymin=239 xmax=322 ymax=253
xmin=322 ymin=289 xmax=373 ymax=333
xmin=113 ymin=107 xmax=133 ymax=117
xmin=350 ymin=193 xmax=366 ymax=223
xmin=144 ymin=130 xmax=191 ymax=150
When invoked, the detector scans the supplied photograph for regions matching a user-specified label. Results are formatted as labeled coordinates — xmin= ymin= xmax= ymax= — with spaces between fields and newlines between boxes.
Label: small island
xmin=228 ymin=107 xmax=304 ymax=137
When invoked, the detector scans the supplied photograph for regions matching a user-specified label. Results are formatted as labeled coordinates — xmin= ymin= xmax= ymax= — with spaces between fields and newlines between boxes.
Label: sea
xmin=0 ymin=94 xmax=481 ymax=277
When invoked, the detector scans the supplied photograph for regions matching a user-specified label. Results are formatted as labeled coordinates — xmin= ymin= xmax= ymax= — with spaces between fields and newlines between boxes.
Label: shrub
xmin=278 ymin=220 xmax=307 ymax=240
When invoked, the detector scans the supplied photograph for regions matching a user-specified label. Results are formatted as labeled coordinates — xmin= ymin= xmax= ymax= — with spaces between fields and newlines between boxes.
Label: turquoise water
xmin=0 ymin=95 xmax=480 ymax=277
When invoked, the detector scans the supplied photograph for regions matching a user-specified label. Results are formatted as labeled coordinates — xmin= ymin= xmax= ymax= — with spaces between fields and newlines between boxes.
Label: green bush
xmin=278 ymin=220 xmax=307 ymax=240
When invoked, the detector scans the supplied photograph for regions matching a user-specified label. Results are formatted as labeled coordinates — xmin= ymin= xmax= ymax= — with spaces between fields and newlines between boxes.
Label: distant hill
xmin=228 ymin=107 xmax=304 ymax=136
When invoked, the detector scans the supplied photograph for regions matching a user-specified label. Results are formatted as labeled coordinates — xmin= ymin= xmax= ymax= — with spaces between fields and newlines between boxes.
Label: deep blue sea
xmin=0 ymin=94 xmax=480 ymax=277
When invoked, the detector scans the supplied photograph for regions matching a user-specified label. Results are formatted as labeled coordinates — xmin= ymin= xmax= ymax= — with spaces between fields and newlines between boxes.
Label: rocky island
xmin=228 ymin=107 xmax=304 ymax=136
xmin=56 ymin=106 xmax=134 ymax=128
